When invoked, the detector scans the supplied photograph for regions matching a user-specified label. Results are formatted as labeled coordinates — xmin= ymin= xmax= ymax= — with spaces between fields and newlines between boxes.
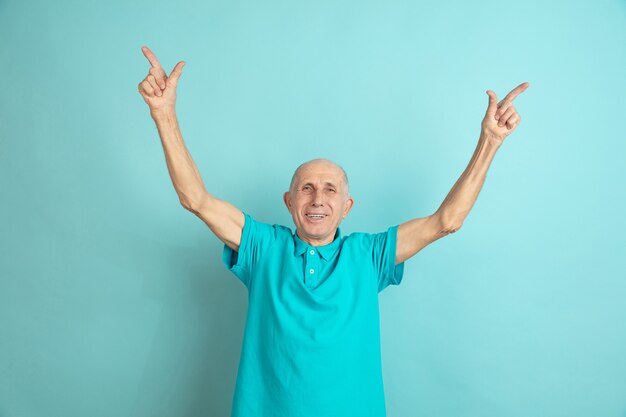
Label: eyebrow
xmin=301 ymin=181 xmax=338 ymax=188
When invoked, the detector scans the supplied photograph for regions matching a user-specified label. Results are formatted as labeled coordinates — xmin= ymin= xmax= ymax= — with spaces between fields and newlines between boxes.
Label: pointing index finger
xmin=141 ymin=46 xmax=162 ymax=69
xmin=502 ymin=82 xmax=530 ymax=104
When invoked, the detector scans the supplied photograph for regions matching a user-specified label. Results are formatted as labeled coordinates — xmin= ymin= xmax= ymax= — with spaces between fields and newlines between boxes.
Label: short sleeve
xmin=372 ymin=225 xmax=405 ymax=293
xmin=222 ymin=212 xmax=276 ymax=289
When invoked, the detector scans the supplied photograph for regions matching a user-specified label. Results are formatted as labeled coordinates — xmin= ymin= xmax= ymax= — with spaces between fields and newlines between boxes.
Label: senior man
xmin=138 ymin=46 xmax=528 ymax=417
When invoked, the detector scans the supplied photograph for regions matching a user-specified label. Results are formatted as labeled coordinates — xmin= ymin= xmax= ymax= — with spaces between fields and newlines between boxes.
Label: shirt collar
xmin=293 ymin=228 xmax=342 ymax=260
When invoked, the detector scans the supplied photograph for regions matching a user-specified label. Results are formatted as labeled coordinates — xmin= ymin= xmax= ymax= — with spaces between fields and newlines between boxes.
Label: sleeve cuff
xmin=387 ymin=224 xmax=405 ymax=286
xmin=221 ymin=212 xmax=252 ymax=287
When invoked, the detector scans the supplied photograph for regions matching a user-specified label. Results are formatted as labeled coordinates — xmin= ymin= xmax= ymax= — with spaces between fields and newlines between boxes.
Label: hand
xmin=481 ymin=82 xmax=529 ymax=143
xmin=137 ymin=46 xmax=185 ymax=114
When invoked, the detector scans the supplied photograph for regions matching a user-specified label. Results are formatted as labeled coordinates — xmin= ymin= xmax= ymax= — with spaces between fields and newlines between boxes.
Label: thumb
xmin=485 ymin=90 xmax=498 ymax=117
xmin=167 ymin=61 xmax=185 ymax=86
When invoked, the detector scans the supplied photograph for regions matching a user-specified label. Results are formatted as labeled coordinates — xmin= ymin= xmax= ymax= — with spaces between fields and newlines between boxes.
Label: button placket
xmin=304 ymin=246 xmax=319 ymax=287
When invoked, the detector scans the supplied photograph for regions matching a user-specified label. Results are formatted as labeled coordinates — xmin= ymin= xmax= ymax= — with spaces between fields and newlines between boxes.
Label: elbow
xmin=180 ymin=197 xmax=194 ymax=211
xmin=433 ymin=212 xmax=463 ymax=235
xmin=178 ymin=198 xmax=200 ymax=214
xmin=441 ymin=223 xmax=462 ymax=235
xmin=179 ymin=192 xmax=207 ymax=213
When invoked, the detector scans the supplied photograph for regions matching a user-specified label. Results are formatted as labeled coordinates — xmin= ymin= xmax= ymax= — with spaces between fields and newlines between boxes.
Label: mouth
xmin=305 ymin=213 xmax=327 ymax=222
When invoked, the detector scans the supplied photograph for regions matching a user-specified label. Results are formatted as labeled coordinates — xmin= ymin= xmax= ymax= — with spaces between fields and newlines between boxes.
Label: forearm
xmin=435 ymin=132 xmax=502 ymax=229
xmin=150 ymin=109 xmax=208 ymax=209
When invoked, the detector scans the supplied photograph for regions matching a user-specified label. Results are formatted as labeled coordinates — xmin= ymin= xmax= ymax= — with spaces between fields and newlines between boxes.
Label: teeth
xmin=307 ymin=214 xmax=325 ymax=218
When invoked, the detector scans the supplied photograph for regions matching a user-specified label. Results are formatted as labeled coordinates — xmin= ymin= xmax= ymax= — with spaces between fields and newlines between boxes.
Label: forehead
xmin=297 ymin=162 xmax=345 ymax=185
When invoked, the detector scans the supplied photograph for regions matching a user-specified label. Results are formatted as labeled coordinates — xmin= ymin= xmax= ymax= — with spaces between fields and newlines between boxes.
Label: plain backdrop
xmin=1 ymin=0 xmax=625 ymax=416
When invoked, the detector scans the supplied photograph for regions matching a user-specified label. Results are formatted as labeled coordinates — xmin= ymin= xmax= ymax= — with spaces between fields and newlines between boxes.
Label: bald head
xmin=289 ymin=158 xmax=349 ymax=196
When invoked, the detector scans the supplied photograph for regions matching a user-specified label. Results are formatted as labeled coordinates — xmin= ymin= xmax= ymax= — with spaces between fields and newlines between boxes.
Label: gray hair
xmin=289 ymin=158 xmax=349 ymax=195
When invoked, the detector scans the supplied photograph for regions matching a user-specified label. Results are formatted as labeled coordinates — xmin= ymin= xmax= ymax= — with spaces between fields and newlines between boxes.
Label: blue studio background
xmin=1 ymin=0 xmax=625 ymax=416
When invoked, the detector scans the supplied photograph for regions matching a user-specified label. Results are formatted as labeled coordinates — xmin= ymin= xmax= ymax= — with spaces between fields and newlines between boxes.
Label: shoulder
xmin=243 ymin=212 xmax=293 ymax=241
xmin=342 ymin=226 xmax=399 ymax=251
xmin=344 ymin=226 xmax=397 ymax=241
xmin=341 ymin=230 xmax=380 ymax=249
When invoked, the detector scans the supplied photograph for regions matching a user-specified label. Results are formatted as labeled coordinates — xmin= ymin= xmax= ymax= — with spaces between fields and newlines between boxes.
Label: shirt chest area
xmin=254 ymin=243 xmax=373 ymax=294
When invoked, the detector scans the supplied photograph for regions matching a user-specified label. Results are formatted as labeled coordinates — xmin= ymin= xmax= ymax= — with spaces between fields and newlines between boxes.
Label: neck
xmin=297 ymin=229 xmax=336 ymax=246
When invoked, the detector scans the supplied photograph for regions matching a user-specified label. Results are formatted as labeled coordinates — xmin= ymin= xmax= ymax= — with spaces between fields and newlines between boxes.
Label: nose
xmin=311 ymin=189 xmax=324 ymax=206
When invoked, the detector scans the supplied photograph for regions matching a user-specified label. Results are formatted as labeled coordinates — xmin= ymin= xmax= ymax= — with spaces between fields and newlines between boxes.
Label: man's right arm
xmin=137 ymin=46 xmax=244 ymax=252
xmin=151 ymin=110 xmax=244 ymax=252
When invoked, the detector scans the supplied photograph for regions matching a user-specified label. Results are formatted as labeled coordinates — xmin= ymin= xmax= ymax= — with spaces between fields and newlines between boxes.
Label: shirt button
xmin=309 ymin=250 xmax=315 ymax=255
xmin=309 ymin=268 xmax=315 ymax=274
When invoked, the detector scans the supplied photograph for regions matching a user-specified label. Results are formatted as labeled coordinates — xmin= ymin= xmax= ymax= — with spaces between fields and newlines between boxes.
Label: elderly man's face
xmin=283 ymin=161 xmax=354 ymax=246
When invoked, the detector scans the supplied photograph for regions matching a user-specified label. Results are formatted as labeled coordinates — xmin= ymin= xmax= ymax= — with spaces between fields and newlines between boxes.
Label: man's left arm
xmin=396 ymin=82 xmax=529 ymax=265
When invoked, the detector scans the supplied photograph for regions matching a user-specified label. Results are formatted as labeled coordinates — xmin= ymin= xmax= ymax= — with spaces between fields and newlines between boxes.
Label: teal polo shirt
xmin=222 ymin=212 xmax=405 ymax=417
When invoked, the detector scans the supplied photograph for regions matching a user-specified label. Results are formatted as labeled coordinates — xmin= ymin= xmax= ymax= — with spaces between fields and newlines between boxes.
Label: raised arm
xmin=396 ymin=82 xmax=529 ymax=264
xmin=137 ymin=46 xmax=244 ymax=251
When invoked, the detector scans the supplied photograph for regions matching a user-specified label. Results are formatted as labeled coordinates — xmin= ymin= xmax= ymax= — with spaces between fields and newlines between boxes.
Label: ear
xmin=283 ymin=191 xmax=292 ymax=212
xmin=342 ymin=197 xmax=354 ymax=218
